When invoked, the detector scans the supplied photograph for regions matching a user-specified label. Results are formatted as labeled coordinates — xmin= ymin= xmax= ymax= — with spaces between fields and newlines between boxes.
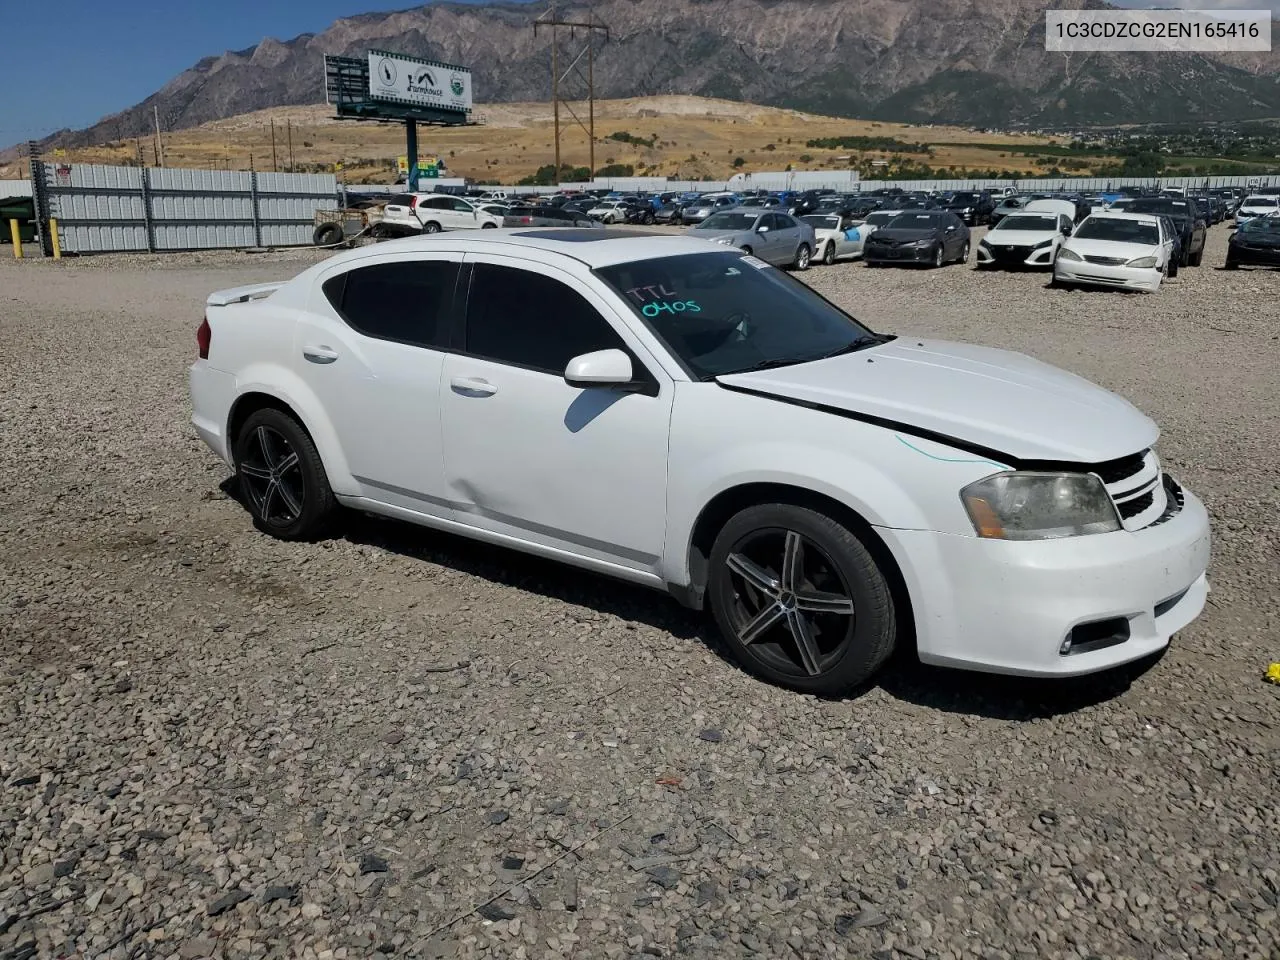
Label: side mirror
xmin=564 ymin=349 xmax=635 ymax=389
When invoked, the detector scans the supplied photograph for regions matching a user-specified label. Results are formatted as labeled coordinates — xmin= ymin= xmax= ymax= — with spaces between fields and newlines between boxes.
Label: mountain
xmin=18 ymin=0 xmax=1280 ymax=153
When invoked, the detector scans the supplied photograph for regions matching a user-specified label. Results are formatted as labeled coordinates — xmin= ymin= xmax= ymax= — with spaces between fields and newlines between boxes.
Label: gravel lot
xmin=2 ymin=228 xmax=1277 ymax=960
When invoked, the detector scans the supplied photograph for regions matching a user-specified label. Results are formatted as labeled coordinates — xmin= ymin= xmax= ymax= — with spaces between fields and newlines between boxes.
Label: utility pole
xmin=270 ymin=119 xmax=278 ymax=172
xmin=534 ymin=2 xmax=609 ymax=181
xmin=153 ymin=104 xmax=165 ymax=167
xmin=287 ymin=120 xmax=294 ymax=172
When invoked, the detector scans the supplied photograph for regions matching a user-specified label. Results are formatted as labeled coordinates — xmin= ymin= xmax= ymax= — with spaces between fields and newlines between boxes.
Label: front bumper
xmin=1227 ymin=243 xmax=1280 ymax=267
xmin=865 ymin=242 xmax=934 ymax=264
xmin=1054 ymin=258 xmax=1162 ymax=291
xmin=977 ymin=243 xmax=1054 ymax=269
xmin=878 ymin=483 xmax=1211 ymax=677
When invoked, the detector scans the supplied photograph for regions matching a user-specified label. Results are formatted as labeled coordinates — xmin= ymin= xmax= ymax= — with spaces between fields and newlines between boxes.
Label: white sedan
xmin=1053 ymin=212 xmax=1175 ymax=293
xmin=588 ymin=200 xmax=630 ymax=224
xmin=800 ymin=212 xmax=873 ymax=265
xmin=190 ymin=230 xmax=1210 ymax=694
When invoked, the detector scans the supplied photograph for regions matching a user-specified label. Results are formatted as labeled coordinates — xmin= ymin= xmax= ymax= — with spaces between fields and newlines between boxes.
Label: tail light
xmin=518 ymin=216 xmax=531 ymax=225
xmin=196 ymin=317 xmax=211 ymax=359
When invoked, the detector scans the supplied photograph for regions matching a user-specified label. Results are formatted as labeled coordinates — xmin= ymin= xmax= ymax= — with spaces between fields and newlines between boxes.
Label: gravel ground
xmin=1 ymin=227 xmax=1278 ymax=960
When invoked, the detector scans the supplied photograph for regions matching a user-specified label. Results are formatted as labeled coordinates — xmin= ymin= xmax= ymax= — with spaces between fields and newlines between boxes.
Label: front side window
xmin=596 ymin=252 xmax=879 ymax=381
xmin=464 ymin=263 xmax=628 ymax=375
xmin=322 ymin=260 xmax=459 ymax=349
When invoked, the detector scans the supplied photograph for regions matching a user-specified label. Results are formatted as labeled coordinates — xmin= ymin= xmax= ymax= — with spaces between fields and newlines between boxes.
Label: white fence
xmin=31 ymin=162 xmax=339 ymax=254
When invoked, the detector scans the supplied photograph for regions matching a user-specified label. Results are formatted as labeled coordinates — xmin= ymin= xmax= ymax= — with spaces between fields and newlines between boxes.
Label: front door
xmin=439 ymin=257 xmax=672 ymax=573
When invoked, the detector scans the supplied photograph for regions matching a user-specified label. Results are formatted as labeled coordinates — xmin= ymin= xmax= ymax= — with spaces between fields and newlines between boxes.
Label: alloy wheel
xmin=239 ymin=425 xmax=305 ymax=526
xmin=796 ymin=244 xmax=811 ymax=270
xmin=724 ymin=528 xmax=856 ymax=678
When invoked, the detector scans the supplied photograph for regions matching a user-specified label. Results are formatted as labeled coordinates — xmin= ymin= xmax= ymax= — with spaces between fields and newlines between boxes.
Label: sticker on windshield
xmin=742 ymin=255 xmax=771 ymax=270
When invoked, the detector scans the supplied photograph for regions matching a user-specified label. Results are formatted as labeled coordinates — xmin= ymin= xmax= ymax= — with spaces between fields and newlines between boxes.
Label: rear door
xmin=297 ymin=253 xmax=462 ymax=512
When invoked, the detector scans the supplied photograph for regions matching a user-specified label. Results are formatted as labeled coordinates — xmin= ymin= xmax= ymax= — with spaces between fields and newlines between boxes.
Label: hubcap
xmin=724 ymin=529 xmax=855 ymax=677
xmin=240 ymin=425 xmax=304 ymax=525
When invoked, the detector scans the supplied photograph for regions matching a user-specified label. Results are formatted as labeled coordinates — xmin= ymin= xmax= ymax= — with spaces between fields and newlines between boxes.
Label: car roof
xmin=320 ymin=229 xmax=726 ymax=269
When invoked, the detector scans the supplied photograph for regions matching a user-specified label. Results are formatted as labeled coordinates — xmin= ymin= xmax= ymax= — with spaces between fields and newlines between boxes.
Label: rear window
xmin=322 ymin=260 xmax=459 ymax=349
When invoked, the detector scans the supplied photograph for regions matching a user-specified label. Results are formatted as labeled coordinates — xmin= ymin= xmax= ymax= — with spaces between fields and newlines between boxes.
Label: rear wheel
xmin=708 ymin=504 xmax=897 ymax=695
xmin=740 ymin=245 xmax=753 ymax=256
xmin=481 ymin=222 xmax=497 ymax=229
xmin=234 ymin=408 xmax=336 ymax=541
xmin=423 ymin=221 xmax=442 ymax=234
xmin=794 ymin=243 xmax=812 ymax=271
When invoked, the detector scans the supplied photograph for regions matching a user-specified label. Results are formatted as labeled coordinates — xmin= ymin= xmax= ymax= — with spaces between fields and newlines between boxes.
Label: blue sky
xmin=2 ymin=0 xmax=521 ymax=143
xmin=4 ymin=0 xmax=1278 ymax=143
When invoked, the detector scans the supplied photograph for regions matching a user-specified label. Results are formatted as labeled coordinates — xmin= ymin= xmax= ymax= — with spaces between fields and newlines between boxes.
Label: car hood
xmin=716 ymin=338 xmax=1157 ymax=463
xmin=690 ymin=229 xmax=746 ymax=243
xmin=871 ymin=227 xmax=942 ymax=242
xmin=985 ymin=228 xmax=1058 ymax=245
xmin=1063 ymin=237 xmax=1158 ymax=259
xmin=1234 ymin=229 xmax=1280 ymax=246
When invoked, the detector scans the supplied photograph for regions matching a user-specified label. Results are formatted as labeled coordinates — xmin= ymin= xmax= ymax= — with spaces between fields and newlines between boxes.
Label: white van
xmin=1024 ymin=198 xmax=1078 ymax=222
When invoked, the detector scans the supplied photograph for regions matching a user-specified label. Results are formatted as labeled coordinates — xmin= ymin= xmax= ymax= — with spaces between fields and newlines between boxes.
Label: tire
xmin=956 ymin=241 xmax=970 ymax=264
xmin=1224 ymin=257 xmax=1239 ymax=270
xmin=1168 ymin=258 xmax=1179 ymax=279
xmin=708 ymin=503 xmax=897 ymax=695
xmin=1189 ymin=246 xmax=1203 ymax=267
xmin=481 ymin=222 xmax=497 ymax=229
xmin=312 ymin=223 xmax=343 ymax=247
xmin=423 ymin=221 xmax=442 ymax=234
xmin=794 ymin=243 xmax=812 ymax=271
xmin=644 ymin=211 xmax=655 ymax=225
xmin=234 ymin=408 xmax=337 ymax=542
xmin=369 ymin=223 xmax=390 ymax=240
xmin=740 ymin=245 xmax=753 ymax=256
xmin=931 ymin=245 xmax=944 ymax=268
xmin=822 ymin=242 xmax=836 ymax=266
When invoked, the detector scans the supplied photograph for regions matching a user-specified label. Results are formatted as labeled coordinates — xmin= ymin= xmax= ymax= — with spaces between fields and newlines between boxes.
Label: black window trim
xmin=320 ymin=255 xmax=466 ymax=353
xmin=454 ymin=258 xmax=662 ymax=397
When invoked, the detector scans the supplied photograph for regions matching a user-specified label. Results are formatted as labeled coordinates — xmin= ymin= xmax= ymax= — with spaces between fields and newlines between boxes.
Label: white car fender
xmin=230 ymin=364 xmax=358 ymax=497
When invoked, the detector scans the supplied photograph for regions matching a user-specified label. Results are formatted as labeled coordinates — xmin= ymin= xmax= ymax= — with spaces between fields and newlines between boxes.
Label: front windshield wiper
xmin=714 ymin=334 xmax=893 ymax=379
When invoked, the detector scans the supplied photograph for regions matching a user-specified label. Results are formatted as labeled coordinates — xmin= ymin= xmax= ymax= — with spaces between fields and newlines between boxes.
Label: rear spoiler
xmin=206 ymin=282 xmax=285 ymax=307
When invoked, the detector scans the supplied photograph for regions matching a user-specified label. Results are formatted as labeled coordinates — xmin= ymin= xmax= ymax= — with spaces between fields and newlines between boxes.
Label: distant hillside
xmin=10 ymin=0 xmax=1280 ymax=157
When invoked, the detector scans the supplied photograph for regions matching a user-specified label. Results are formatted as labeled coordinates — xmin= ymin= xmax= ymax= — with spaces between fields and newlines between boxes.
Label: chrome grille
xmin=1098 ymin=449 xmax=1166 ymax=531
xmin=1084 ymin=254 xmax=1128 ymax=266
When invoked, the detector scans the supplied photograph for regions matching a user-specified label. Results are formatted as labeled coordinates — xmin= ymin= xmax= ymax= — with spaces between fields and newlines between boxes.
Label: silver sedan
xmin=687 ymin=208 xmax=816 ymax=269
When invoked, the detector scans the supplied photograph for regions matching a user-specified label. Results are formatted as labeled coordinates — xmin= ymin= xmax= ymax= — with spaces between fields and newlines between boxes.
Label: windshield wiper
xmin=716 ymin=335 xmax=892 ymax=379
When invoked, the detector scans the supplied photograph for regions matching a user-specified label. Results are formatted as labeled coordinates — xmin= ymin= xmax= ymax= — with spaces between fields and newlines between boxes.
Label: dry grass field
xmin=1 ymin=96 xmax=1075 ymax=184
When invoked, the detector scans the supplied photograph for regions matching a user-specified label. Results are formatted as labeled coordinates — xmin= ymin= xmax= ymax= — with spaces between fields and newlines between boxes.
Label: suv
xmin=379 ymin=193 xmax=502 ymax=236
xmin=191 ymin=231 xmax=1210 ymax=695
xmin=943 ymin=191 xmax=995 ymax=225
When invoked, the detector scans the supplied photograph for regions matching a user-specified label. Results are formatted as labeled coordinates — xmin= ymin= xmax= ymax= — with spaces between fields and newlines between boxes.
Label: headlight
xmin=1032 ymin=239 xmax=1053 ymax=250
xmin=1126 ymin=255 xmax=1158 ymax=268
xmin=961 ymin=472 xmax=1120 ymax=541
xmin=978 ymin=239 xmax=992 ymax=250
xmin=913 ymin=239 xmax=934 ymax=247
xmin=1057 ymin=247 xmax=1082 ymax=262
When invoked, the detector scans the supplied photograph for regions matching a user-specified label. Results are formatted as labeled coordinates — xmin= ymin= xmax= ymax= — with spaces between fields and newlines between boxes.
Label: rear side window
xmin=322 ymin=260 xmax=459 ymax=349
xmin=464 ymin=263 xmax=627 ymax=374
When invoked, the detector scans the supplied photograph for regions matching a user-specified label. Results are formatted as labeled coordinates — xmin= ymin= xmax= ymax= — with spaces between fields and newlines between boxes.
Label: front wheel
xmin=708 ymin=504 xmax=897 ymax=695
xmin=931 ymin=244 xmax=944 ymax=268
xmin=1224 ymin=258 xmax=1239 ymax=270
xmin=956 ymin=241 xmax=970 ymax=264
xmin=1168 ymin=258 xmax=1179 ymax=278
xmin=740 ymin=245 xmax=753 ymax=256
xmin=822 ymin=242 xmax=836 ymax=266
xmin=794 ymin=243 xmax=812 ymax=271
xmin=234 ymin=408 xmax=336 ymax=541
xmin=1189 ymin=246 xmax=1203 ymax=267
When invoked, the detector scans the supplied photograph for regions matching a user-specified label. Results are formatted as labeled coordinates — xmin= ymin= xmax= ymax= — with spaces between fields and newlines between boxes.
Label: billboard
xmin=368 ymin=51 xmax=472 ymax=114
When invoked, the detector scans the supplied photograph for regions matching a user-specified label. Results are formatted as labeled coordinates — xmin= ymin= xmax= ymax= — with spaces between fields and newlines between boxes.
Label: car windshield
xmin=595 ymin=252 xmax=880 ymax=380
xmin=996 ymin=215 xmax=1058 ymax=231
xmin=950 ymin=193 xmax=978 ymax=203
xmin=887 ymin=213 xmax=945 ymax=229
xmin=1074 ymin=217 xmax=1159 ymax=245
xmin=1244 ymin=196 xmax=1280 ymax=207
xmin=802 ymin=215 xmax=842 ymax=229
xmin=696 ymin=212 xmax=758 ymax=231
xmin=1240 ymin=215 xmax=1280 ymax=233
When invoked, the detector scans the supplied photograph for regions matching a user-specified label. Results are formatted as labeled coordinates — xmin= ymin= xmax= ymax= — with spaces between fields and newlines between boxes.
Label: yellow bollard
xmin=50 ymin=218 xmax=61 ymax=259
xmin=9 ymin=219 xmax=22 ymax=258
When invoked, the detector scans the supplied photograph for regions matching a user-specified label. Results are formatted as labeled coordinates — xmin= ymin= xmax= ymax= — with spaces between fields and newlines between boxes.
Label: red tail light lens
xmin=196 ymin=317 xmax=211 ymax=359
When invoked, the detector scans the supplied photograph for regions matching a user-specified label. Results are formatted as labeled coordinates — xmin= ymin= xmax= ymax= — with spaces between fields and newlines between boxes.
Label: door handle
xmin=450 ymin=376 xmax=498 ymax=397
xmin=303 ymin=345 xmax=338 ymax=364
